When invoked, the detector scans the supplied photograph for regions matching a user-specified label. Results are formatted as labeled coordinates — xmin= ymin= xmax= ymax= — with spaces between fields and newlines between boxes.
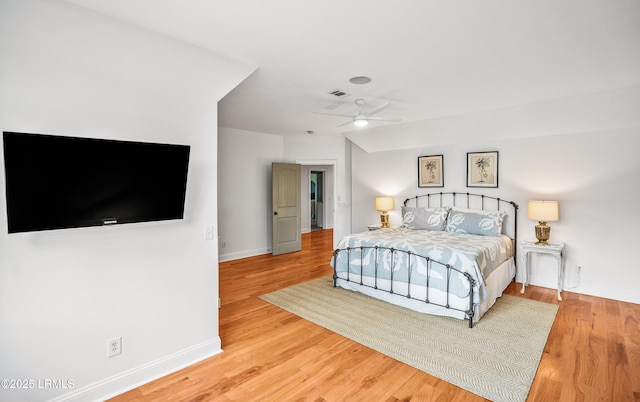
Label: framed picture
xmin=418 ymin=155 xmax=444 ymax=187
xmin=467 ymin=151 xmax=498 ymax=187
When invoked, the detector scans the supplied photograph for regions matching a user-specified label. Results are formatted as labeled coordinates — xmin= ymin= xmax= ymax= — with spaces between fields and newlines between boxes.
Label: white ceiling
xmin=65 ymin=0 xmax=640 ymax=138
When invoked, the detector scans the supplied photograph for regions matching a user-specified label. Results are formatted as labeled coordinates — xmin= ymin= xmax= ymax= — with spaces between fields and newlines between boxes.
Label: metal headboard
xmin=403 ymin=192 xmax=519 ymax=268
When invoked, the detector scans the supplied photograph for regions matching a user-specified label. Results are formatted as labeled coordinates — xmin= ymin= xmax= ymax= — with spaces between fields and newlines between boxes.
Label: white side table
xmin=520 ymin=241 xmax=566 ymax=301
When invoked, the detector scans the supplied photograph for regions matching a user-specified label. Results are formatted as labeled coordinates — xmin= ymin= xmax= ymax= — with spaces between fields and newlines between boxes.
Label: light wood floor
xmin=111 ymin=229 xmax=640 ymax=401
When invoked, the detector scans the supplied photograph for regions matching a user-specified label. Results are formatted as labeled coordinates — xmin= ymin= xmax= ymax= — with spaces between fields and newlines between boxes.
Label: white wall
xmin=351 ymin=128 xmax=640 ymax=304
xmin=217 ymin=127 xmax=283 ymax=261
xmin=0 ymin=1 xmax=253 ymax=401
xmin=217 ymin=130 xmax=349 ymax=259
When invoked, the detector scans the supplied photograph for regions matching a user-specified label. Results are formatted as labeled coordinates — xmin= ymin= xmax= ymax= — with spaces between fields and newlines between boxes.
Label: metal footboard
xmin=332 ymin=245 xmax=477 ymax=328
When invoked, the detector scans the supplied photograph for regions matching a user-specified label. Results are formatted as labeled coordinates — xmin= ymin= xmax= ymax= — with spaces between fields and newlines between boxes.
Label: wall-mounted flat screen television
xmin=3 ymin=131 xmax=190 ymax=233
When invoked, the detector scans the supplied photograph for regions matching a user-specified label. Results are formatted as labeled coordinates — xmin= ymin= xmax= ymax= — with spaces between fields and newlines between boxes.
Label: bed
xmin=331 ymin=192 xmax=519 ymax=328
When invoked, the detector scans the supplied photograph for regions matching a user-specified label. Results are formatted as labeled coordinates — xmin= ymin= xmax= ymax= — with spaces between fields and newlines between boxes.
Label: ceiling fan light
xmin=353 ymin=117 xmax=369 ymax=127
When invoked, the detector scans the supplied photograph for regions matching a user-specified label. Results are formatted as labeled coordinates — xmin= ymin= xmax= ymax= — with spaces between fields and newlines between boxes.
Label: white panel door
xmin=272 ymin=163 xmax=301 ymax=255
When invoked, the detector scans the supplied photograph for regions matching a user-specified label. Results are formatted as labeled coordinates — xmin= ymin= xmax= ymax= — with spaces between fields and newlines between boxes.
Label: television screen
xmin=3 ymin=131 xmax=190 ymax=233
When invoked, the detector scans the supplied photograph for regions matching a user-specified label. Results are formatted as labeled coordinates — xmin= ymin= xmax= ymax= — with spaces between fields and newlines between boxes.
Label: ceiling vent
xmin=328 ymin=89 xmax=350 ymax=97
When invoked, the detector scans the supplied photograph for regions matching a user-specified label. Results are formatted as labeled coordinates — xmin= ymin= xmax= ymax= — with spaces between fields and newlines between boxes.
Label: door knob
xmin=273 ymin=211 xmax=278 ymax=215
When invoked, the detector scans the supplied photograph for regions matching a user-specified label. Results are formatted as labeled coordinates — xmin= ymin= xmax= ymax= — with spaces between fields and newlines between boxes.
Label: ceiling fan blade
xmin=313 ymin=111 xmax=354 ymax=118
xmin=336 ymin=119 xmax=354 ymax=128
xmin=367 ymin=102 xmax=391 ymax=117
xmin=368 ymin=116 xmax=402 ymax=122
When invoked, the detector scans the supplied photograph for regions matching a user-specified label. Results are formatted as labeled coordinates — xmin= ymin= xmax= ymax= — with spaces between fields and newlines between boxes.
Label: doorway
xmin=310 ymin=171 xmax=324 ymax=230
xmin=295 ymin=159 xmax=338 ymax=248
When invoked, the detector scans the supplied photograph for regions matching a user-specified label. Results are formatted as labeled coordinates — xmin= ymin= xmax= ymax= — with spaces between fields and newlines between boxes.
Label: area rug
xmin=259 ymin=276 xmax=558 ymax=402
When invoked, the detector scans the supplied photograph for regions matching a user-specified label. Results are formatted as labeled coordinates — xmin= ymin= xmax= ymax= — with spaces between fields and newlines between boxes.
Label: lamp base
xmin=379 ymin=212 xmax=390 ymax=228
xmin=534 ymin=221 xmax=551 ymax=244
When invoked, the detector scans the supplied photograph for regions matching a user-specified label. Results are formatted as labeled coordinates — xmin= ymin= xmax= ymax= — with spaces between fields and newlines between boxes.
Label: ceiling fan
xmin=314 ymin=99 xmax=402 ymax=128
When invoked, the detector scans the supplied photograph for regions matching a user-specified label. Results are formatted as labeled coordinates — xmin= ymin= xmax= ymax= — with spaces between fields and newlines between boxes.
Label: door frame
xmin=295 ymin=159 xmax=338 ymax=247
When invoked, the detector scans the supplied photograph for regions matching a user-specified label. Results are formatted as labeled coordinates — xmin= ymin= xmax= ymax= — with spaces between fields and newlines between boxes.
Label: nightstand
xmin=520 ymin=241 xmax=566 ymax=301
xmin=367 ymin=224 xmax=382 ymax=231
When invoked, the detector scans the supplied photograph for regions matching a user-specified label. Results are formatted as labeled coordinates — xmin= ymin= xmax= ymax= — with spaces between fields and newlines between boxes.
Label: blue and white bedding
xmin=331 ymin=227 xmax=514 ymax=320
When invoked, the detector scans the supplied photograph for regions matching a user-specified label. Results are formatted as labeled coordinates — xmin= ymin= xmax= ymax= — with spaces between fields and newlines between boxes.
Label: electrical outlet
xmin=108 ymin=336 xmax=122 ymax=358
xmin=578 ymin=265 xmax=582 ymax=273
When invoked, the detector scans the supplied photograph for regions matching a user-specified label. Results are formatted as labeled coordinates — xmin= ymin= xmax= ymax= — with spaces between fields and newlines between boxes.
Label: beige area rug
xmin=259 ymin=276 xmax=558 ymax=402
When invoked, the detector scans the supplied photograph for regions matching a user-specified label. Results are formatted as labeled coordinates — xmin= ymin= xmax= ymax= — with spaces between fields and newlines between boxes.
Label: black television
xmin=3 ymin=131 xmax=190 ymax=233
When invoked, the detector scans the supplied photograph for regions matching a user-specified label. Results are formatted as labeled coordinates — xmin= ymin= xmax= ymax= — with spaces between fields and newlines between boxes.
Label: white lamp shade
xmin=528 ymin=201 xmax=559 ymax=222
xmin=375 ymin=196 xmax=394 ymax=211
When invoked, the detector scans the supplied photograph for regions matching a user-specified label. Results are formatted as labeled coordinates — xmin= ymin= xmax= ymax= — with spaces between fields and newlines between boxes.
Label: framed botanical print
xmin=467 ymin=151 xmax=498 ymax=188
xmin=418 ymin=155 xmax=444 ymax=187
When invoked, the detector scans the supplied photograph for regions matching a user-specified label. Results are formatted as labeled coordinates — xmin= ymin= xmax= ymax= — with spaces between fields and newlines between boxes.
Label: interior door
xmin=272 ymin=163 xmax=301 ymax=255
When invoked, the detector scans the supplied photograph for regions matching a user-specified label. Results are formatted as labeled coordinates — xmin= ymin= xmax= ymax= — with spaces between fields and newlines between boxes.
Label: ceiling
xmin=65 ymin=0 xmax=640 ymax=138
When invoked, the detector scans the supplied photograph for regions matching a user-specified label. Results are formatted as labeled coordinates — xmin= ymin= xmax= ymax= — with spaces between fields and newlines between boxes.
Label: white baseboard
xmin=303 ymin=226 xmax=332 ymax=234
xmin=49 ymin=338 xmax=222 ymax=402
xmin=218 ymin=228 xmax=334 ymax=263
xmin=219 ymin=247 xmax=270 ymax=262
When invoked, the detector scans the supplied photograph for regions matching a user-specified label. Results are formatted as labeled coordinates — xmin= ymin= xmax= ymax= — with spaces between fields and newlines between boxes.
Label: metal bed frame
xmin=332 ymin=192 xmax=519 ymax=328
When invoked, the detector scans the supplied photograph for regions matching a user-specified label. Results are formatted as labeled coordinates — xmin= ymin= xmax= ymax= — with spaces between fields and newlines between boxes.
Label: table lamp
xmin=528 ymin=201 xmax=559 ymax=244
xmin=375 ymin=196 xmax=394 ymax=228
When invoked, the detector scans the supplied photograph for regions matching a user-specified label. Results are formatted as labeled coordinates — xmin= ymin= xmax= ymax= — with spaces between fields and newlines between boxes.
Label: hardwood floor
xmin=110 ymin=229 xmax=640 ymax=401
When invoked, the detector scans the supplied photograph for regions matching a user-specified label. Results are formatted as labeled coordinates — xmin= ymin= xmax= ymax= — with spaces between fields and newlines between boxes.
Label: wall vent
xmin=328 ymin=89 xmax=350 ymax=97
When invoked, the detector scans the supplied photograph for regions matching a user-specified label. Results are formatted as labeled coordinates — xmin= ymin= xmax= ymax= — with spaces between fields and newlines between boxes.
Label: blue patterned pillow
xmin=401 ymin=206 xmax=450 ymax=231
xmin=445 ymin=208 xmax=506 ymax=237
